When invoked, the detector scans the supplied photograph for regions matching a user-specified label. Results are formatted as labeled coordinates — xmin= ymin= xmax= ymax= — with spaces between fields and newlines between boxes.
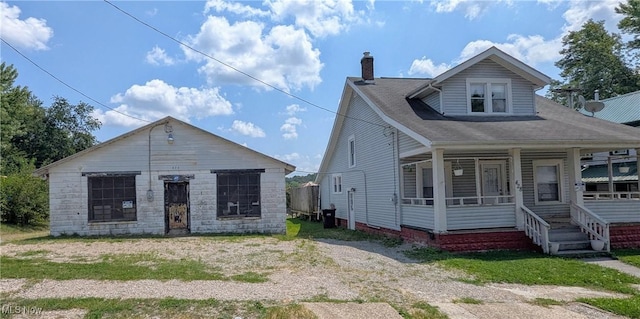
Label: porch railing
xmin=521 ymin=205 xmax=550 ymax=254
xmin=583 ymin=192 xmax=640 ymax=200
xmin=570 ymin=201 xmax=610 ymax=252
xmin=402 ymin=195 xmax=514 ymax=207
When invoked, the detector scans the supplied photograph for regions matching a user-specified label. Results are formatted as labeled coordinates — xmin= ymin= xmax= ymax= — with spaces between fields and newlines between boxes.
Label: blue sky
xmin=0 ymin=0 xmax=627 ymax=175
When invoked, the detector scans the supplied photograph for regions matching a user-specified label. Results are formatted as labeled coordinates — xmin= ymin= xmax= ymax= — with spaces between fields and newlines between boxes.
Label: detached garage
xmin=34 ymin=116 xmax=295 ymax=236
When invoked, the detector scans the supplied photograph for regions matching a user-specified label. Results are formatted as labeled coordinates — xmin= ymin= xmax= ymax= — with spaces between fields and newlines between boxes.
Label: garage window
xmin=87 ymin=174 xmax=138 ymax=222
xmin=214 ymin=169 xmax=263 ymax=218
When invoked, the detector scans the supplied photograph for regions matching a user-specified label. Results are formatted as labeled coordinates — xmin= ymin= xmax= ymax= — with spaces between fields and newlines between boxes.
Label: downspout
xmin=147 ymin=121 xmax=169 ymax=202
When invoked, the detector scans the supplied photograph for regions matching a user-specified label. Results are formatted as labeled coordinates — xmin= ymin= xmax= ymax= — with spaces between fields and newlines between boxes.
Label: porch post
xmin=509 ymin=148 xmax=524 ymax=229
xmin=567 ymin=148 xmax=584 ymax=207
xmin=432 ymin=148 xmax=447 ymax=232
xmin=637 ymin=149 xmax=640 ymax=195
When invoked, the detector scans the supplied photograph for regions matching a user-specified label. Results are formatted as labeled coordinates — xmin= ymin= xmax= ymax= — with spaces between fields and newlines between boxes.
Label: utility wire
xmin=1 ymin=38 xmax=152 ymax=124
xmin=103 ymin=0 xmax=387 ymax=129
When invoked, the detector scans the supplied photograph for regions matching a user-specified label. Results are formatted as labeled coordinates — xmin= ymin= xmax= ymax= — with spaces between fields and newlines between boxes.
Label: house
xmin=317 ymin=47 xmax=640 ymax=254
xmin=34 ymin=116 xmax=295 ymax=236
xmin=579 ymin=90 xmax=639 ymax=196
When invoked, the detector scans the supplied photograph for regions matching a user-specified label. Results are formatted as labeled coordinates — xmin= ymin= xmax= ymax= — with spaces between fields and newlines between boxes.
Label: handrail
xmin=570 ymin=201 xmax=610 ymax=252
xmin=583 ymin=192 xmax=640 ymax=200
xmin=401 ymin=195 xmax=514 ymax=206
xmin=521 ymin=205 xmax=551 ymax=254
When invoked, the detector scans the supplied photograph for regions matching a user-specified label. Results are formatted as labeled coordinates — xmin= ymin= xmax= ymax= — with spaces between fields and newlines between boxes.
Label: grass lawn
xmin=0 ymin=297 xmax=311 ymax=319
xmin=613 ymin=249 xmax=640 ymax=268
xmin=407 ymin=247 xmax=640 ymax=318
xmin=0 ymin=222 xmax=49 ymax=242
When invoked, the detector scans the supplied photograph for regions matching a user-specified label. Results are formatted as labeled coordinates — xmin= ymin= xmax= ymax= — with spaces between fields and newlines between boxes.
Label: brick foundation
xmin=610 ymin=223 xmax=640 ymax=249
xmin=349 ymin=220 xmax=539 ymax=252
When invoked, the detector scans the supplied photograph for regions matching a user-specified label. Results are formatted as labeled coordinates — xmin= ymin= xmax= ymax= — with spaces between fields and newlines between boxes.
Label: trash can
xmin=322 ymin=209 xmax=336 ymax=229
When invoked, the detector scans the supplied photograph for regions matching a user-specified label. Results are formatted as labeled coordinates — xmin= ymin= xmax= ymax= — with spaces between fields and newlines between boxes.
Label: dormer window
xmin=466 ymin=78 xmax=512 ymax=114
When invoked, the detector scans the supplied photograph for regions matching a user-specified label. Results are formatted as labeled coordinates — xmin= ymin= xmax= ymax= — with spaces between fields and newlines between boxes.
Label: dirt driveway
xmin=0 ymin=236 xmax=632 ymax=318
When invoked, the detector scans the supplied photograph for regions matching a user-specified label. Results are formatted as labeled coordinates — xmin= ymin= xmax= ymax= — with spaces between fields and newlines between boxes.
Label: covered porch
xmin=399 ymin=148 xmax=640 ymax=253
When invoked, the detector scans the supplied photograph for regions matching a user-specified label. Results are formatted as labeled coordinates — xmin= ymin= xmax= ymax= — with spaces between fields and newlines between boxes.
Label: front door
xmin=481 ymin=162 xmax=506 ymax=204
xmin=165 ymin=182 xmax=189 ymax=234
xmin=347 ymin=190 xmax=356 ymax=230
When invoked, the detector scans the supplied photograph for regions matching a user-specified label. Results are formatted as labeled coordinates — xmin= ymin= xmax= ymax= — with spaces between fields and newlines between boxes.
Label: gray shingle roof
xmin=349 ymin=77 xmax=640 ymax=147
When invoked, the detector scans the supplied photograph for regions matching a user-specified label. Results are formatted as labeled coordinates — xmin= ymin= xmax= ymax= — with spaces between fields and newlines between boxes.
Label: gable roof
xmin=351 ymin=77 xmax=640 ymax=149
xmin=34 ymin=116 xmax=295 ymax=175
xmin=579 ymin=90 xmax=640 ymax=126
xmin=408 ymin=46 xmax=550 ymax=98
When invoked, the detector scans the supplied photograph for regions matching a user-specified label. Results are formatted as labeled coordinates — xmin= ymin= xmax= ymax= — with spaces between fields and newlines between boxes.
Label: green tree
xmin=0 ymin=63 xmax=102 ymax=226
xmin=554 ymin=19 xmax=640 ymax=103
xmin=0 ymin=62 xmax=43 ymax=174
xmin=0 ymin=169 xmax=48 ymax=226
xmin=24 ymin=96 xmax=101 ymax=167
xmin=617 ymin=0 xmax=640 ymax=61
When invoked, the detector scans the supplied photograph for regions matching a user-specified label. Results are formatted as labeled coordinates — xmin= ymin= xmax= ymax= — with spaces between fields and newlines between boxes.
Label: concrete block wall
xmin=49 ymin=168 xmax=287 ymax=236
xmin=610 ymin=224 xmax=640 ymax=249
xmin=348 ymin=219 xmax=538 ymax=252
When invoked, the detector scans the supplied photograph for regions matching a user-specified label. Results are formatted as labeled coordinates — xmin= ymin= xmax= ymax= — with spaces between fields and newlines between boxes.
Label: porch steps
xmin=547 ymin=220 xmax=608 ymax=256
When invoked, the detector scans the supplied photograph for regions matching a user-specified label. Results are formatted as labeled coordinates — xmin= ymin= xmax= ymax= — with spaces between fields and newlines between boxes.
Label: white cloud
xmin=275 ymin=152 xmax=300 ymax=162
xmin=266 ymin=0 xmax=364 ymax=38
xmin=0 ymin=2 xmax=53 ymax=50
xmin=408 ymin=57 xmax=452 ymax=77
xmin=97 ymin=79 xmax=233 ymax=127
xmin=433 ymin=0 xmax=622 ymax=73
xmin=204 ymin=0 xmax=270 ymax=17
xmin=183 ymin=15 xmax=323 ymax=92
xmin=430 ymin=0 xmax=513 ymax=20
xmin=231 ymin=120 xmax=266 ymax=137
xmin=274 ymin=152 xmax=320 ymax=173
xmin=561 ymin=0 xmax=621 ymax=33
xmin=285 ymin=104 xmax=306 ymax=116
xmin=280 ymin=117 xmax=302 ymax=140
xmin=145 ymin=46 xmax=175 ymax=66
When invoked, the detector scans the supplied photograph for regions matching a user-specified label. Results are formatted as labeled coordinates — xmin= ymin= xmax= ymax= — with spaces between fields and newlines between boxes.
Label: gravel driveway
xmin=0 ymin=236 xmax=631 ymax=318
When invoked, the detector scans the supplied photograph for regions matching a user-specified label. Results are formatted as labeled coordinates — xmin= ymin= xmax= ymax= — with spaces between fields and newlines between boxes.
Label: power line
xmin=1 ymin=38 xmax=152 ymax=124
xmin=102 ymin=0 xmax=387 ymax=129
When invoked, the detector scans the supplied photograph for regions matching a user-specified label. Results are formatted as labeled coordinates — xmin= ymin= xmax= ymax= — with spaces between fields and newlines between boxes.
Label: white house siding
xmin=47 ymin=119 xmax=287 ymax=236
xmin=585 ymin=201 xmax=640 ymax=223
xmin=447 ymin=205 xmax=516 ymax=230
xmin=398 ymin=131 xmax=424 ymax=155
xmin=521 ymin=151 xmax=570 ymax=218
xmin=422 ymin=92 xmax=441 ymax=113
xmin=440 ymin=60 xmax=537 ymax=115
xmin=320 ymin=93 xmax=400 ymax=230
xmin=401 ymin=205 xmax=435 ymax=230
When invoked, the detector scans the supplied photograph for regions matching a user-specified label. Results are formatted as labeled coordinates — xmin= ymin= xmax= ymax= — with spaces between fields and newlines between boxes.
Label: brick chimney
xmin=361 ymin=51 xmax=374 ymax=82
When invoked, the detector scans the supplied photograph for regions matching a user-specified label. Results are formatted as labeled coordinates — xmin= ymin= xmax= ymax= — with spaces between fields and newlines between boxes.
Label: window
xmin=466 ymin=78 xmax=512 ymax=114
xmin=348 ymin=135 xmax=356 ymax=168
xmin=332 ymin=174 xmax=343 ymax=194
xmin=533 ymin=160 xmax=564 ymax=204
xmin=88 ymin=174 xmax=137 ymax=222
xmin=215 ymin=170 xmax=262 ymax=218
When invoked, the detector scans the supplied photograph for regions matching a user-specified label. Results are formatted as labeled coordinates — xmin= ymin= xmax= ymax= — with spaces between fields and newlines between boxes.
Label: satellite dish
xmin=584 ymin=101 xmax=605 ymax=114
xmin=577 ymin=95 xmax=586 ymax=109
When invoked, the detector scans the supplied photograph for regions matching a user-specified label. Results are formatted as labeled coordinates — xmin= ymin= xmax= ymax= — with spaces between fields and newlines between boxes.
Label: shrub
xmin=0 ymin=172 xmax=48 ymax=225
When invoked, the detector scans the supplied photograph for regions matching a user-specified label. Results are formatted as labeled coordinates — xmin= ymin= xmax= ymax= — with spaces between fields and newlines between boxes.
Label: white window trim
xmin=332 ymin=173 xmax=343 ymax=194
xmin=533 ymin=159 xmax=564 ymax=205
xmin=415 ymin=162 xmax=453 ymax=199
xmin=466 ymin=78 xmax=513 ymax=114
xmin=348 ymin=135 xmax=356 ymax=168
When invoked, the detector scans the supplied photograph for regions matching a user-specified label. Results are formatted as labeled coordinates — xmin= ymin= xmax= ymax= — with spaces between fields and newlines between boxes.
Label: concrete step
xmin=554 ymin=249 xmax=610 ymax=258
xmin=549 ymin=228 xmax=589 ymax=242
xmin=558 ymin=240 xmax=591 ymax=251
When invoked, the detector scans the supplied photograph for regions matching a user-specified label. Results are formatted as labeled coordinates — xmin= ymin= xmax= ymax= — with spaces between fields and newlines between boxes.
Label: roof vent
xmin=361 ymin=51 xmax=374 ymax=82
